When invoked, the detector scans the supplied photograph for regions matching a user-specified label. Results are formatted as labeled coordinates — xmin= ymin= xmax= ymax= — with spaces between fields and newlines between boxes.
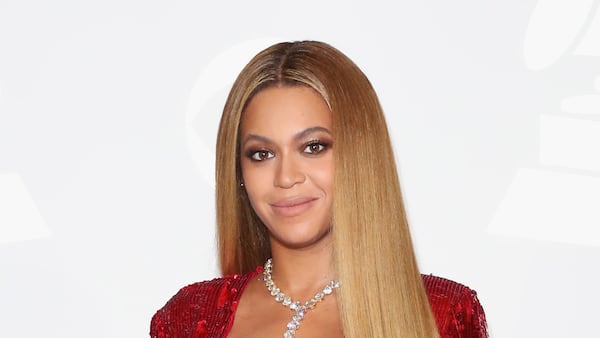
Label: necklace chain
xmin=263 ymin=258 xmax=340 ymax=338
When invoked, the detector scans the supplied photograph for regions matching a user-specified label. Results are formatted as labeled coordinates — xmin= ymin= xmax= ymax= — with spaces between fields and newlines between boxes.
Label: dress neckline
xmin=222 ymin=266 xmax=262 ymax=336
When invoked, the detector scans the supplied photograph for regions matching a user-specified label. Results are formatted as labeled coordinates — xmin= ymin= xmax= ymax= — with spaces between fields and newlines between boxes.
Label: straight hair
xmin=215 ymin=40 xmax=440 ymax=337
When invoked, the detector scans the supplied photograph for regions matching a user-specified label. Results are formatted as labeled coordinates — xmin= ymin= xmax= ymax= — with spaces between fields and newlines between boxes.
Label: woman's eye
xmin=303 ymin=141 xmax=327 ymax=154
xmin=250 ymin=150 xmax=274 ymax=161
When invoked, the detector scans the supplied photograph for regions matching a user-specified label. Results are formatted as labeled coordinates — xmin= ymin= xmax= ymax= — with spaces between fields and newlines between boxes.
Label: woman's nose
xmin=274 ymin=153 xmax=306 ymax=188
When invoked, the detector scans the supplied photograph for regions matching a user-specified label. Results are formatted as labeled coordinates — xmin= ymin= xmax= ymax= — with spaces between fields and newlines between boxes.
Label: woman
xmin=150 ymin=40 xmax=488 ymax=338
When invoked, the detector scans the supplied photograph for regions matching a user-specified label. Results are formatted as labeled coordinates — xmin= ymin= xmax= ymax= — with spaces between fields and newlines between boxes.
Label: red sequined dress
xmin=150 ymin=267 xmax=488 ymax=338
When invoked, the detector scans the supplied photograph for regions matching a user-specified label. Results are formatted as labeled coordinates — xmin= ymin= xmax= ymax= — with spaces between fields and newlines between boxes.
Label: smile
xmin=270 ymin=197 xmax=319 ymax=217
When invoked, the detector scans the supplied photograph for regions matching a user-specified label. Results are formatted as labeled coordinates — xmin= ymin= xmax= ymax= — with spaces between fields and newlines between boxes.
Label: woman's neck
xmin=267 ymin=236 xmax=335 ymax=299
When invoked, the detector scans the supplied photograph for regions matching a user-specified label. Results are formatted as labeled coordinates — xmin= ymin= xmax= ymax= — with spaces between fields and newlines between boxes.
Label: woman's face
xmin=239 ymin=85 xmax=334 ymax=250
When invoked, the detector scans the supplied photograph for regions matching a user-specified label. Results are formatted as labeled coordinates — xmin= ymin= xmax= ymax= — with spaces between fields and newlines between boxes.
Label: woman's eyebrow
xmin=242 ymin=134 xmax=272 ymax=147
xmin=241 ymin=126 xmax=332 ymax=147
xmin=293 ymin=126 xmax=332 ymax=140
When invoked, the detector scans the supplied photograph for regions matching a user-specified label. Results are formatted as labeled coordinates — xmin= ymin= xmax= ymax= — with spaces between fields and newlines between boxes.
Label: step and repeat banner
xmin=1 ymin=1 xmax=599 ymax=337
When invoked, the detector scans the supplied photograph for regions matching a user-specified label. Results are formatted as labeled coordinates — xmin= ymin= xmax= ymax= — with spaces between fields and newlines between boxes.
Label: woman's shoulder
xmin=421 ymin=274 xmax=489 ymax=338
xmin=160 ymin=273 xmax=251 ymax=307
xmin=422 ymin=274 xmax=480 ymax=303
xmin=150 ymin=271 xmax=257 ymax=338
xmin=157 ymin=274 xmax=245 ymax=309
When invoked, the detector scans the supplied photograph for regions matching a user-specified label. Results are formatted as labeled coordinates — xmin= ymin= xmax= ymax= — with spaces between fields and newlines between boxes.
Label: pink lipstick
xmin=270 ymin=197 xmax=318 ymax=217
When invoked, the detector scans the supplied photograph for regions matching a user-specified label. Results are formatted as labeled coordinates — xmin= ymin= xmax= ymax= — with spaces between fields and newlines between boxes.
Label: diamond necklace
xmin=262 ymin=258 xmax=340 ymax=338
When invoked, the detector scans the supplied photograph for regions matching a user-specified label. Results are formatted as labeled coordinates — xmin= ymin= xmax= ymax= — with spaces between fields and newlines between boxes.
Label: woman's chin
xmin=269 ymin=229 xmax=332 ymax=250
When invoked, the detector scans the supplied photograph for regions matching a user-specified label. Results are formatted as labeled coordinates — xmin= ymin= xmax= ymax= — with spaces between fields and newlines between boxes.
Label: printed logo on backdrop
xmin=489 ymin=0 xmax=600 ymax=246
xmin=0 ymin=84 xmax=51 ymax=244
xmin=185 ymin=38 xmax=282 ymax=188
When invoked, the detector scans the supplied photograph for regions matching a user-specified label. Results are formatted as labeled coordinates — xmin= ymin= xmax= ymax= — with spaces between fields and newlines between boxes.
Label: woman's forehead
xmin=240 ymin=86 xmax=332 ymax=140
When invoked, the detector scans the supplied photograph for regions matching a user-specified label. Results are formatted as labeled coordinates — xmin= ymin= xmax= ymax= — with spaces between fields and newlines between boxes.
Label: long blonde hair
xmin=215 ymin=41 xmax=440 ymax=337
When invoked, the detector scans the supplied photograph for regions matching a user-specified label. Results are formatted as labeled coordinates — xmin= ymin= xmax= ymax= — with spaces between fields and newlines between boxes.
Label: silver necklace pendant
xmin=263 ymin=258 xmax=340 ymax=338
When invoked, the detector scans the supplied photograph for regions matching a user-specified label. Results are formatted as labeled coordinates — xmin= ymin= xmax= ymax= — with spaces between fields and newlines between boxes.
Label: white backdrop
xmin=1 ymin=1 xmax=599 ymax=337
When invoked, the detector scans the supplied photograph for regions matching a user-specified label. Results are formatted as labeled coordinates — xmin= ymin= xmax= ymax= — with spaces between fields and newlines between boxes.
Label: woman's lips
xmin=270 ymin=197 xmax=318 ymax=217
